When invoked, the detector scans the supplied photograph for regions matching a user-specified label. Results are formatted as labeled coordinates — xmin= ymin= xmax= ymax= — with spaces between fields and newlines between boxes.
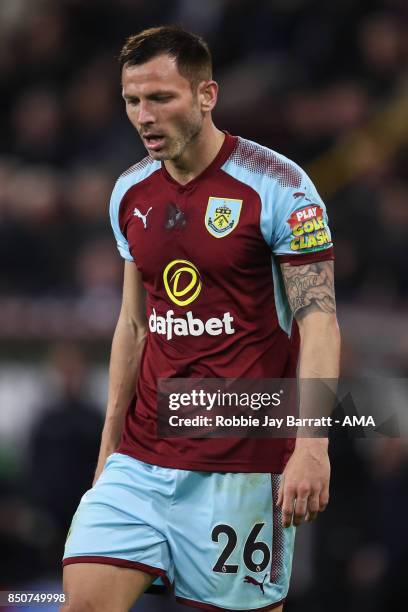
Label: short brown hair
xmin=119 ymin=25 xmax=212 ymax=89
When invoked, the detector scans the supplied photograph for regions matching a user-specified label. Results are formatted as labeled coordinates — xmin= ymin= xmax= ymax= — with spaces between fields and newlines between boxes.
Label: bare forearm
xmin=298 ymin=315 xmax=340 ymax=379
xmin=281 ymin=260 xmax=340 ymax=447
xmin=104 ymin=315 xmax=146 ymax=438
xmin=277 ymin=310 xmax=338 ymax=527
xmin=297 ymin=317 xmax=340 ymax=446
xmin=95 ymin=313 xmax=146 ymax=480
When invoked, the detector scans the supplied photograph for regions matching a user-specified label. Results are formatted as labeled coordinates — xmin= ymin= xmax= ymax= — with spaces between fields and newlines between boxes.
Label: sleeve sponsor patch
xmin=286 ymin=204 xmax=331 ymax=252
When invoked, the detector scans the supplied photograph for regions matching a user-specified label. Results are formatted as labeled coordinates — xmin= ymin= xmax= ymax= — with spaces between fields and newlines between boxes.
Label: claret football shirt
xmin=110 ymin=133 xmax=333 ymax=473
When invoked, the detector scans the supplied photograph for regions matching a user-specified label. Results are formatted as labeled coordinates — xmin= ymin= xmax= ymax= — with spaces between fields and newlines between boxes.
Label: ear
xmin=198 ymin=80 xmax=218 ymax=113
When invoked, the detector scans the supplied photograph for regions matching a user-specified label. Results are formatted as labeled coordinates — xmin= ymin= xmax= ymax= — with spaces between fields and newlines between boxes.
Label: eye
xmin=153 ymin=95 xmax=173 ymax=103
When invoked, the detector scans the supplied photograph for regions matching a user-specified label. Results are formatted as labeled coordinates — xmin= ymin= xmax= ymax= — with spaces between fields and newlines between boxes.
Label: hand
xmin=276 ymin=439 xmax=330 ymax=528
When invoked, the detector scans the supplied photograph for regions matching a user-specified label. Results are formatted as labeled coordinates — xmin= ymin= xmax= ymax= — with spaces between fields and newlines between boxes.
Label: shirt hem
xmin=275 ymin=246 xmax=334 ymax=264
xmin=116 ymin=445 xmax=291 ymax=474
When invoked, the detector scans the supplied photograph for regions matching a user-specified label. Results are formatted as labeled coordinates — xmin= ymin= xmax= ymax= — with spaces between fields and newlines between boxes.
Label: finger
xmin=305 ymin=510 xmax=318 ymax=522
xmin=277 ymin=478 xmax=284 ymax=507
xmin=305 ymin=491 xmax=320 ymax=522
xmin=293 ymin=495 xmax=308 ymax=526
xmin=319 ymin=486 xmax=330 ymax=512
xmin=281 ymin=487 xmax=296 ymax=528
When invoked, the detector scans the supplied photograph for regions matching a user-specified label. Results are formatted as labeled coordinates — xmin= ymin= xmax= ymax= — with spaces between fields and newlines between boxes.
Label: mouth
xmin=142 ymin=133 xmax=166 ymax=151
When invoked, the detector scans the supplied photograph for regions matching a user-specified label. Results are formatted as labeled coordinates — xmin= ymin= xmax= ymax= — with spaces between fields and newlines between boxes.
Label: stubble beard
xmin=149 ymin=107 xmax=203 ymax=162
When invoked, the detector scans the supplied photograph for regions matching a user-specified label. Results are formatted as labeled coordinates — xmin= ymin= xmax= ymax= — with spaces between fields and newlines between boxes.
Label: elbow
xmin=119 ymin=311 xmax=148 ymax=345
xmin=137 ymin=325 xmax=148 ymax=346
xmin=334 ymin=316 xmax=341 ymax=345
xmin=298 ymin=312 xmax=341 ymax=348
xmin=329 ymin=315 xmax=341 ymax=351
xmin=130 ymin=320 xmax=147 ymax=345
xmin=298 ymin=313 xmax=341 ymax=378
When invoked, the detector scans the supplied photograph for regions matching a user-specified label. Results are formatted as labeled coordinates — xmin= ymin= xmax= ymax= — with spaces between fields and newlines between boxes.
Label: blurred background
xmin=0 ymin=0 xmax=407 ymax=610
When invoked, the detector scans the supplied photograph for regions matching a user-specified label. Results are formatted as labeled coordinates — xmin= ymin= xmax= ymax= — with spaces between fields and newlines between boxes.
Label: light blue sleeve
xmin=109 ymin=180 xmax=134 ymax=261
xmin=261 ymin=169 xmax=333 ymax=258
xmin=108 ymin=158 xmax=161 ymax=262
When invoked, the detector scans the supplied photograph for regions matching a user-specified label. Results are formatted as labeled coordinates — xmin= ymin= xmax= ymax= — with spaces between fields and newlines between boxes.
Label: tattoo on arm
xmin=280 ymin=260 xmax=336 ymax=319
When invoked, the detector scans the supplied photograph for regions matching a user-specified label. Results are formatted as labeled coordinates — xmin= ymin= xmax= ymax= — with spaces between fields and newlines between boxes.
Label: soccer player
xmin=62 ymin=26 xmax=340 ymax=612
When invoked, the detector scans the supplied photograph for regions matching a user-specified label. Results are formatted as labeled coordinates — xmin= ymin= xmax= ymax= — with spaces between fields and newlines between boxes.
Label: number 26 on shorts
xmin=212 ymin=522 xmax=271 ymax=574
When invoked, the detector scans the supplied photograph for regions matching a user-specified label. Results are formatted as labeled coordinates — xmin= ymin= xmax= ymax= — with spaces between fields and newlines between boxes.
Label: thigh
xmin=63 ymin=453 xmax=174 ymax=586
xmin=62 ymin=562 xmax=154 ymax=612
xmin=170 ymin=471 xmax=295 ymax=611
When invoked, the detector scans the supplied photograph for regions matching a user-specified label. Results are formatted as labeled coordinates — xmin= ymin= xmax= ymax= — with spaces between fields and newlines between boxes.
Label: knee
xmin=61 ymin=598 xmax=95 ymax=612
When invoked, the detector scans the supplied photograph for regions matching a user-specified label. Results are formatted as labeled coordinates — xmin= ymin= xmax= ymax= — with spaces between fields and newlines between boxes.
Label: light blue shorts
xmin=63 ymin=453 xmax=295 ymax=611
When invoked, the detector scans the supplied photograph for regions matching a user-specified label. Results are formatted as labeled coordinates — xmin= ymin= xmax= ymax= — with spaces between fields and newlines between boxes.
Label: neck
xmin=164 ymin=122 xmax=225 ymax=185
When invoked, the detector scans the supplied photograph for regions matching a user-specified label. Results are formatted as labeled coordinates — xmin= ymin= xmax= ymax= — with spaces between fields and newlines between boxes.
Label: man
xmin=62 ymin=26 xmax=340 ymax=612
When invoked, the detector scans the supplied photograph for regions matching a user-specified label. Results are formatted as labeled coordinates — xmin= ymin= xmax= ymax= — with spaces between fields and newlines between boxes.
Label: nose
xmin=137 ymin=102 xmax=155 ymax=126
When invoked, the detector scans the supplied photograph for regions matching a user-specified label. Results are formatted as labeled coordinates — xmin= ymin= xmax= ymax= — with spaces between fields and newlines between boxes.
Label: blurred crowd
xmin=0 ymin=0 xmax=407 ymax=305
xmin=1 ymin=1 xmax=408 ymax=611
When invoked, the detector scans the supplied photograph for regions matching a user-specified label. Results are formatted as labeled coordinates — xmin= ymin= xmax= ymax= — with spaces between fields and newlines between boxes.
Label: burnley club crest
xmin=205 ymin=197 xmax=242 ymax=238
